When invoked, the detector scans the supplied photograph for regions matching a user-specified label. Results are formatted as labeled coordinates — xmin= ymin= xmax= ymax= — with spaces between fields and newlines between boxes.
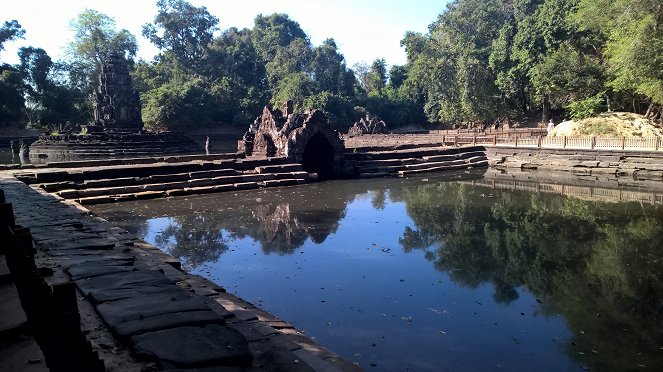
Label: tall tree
xmin=66 ymin=9 xmax=137 ymax=91
xmin=142 ymin=0 xmax=219 ymax=71
xmin=0 ymin=20 xmax=26 ymax=127
xmin=251 ymin=13 xmax=308 ymax=63
xmin=367 ymin=58 xmax=387 ymax=94
xmin=0 ymin=20 xmax=25 ymax=53
xmin=576 ymin=0 xmax=663 ymax=119
xmin=18 ymin=47 xmax=86 ymax=127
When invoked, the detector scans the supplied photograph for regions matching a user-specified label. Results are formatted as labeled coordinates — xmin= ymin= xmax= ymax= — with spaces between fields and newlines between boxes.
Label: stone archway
xmin=301 ymin=132 xmax=335 ymax=180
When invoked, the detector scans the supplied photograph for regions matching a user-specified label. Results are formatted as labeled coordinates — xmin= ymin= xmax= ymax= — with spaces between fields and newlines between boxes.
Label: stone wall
xmin=487 ymin=147 xmax=663 ymax=181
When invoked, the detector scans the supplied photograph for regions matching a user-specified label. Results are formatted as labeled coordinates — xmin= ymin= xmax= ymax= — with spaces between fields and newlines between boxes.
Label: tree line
xmin=0 ymin=0 xmax=661 ymax=132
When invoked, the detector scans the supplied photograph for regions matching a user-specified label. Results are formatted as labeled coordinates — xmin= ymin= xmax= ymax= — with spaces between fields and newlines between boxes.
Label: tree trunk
xmin=645 ymin=103 xmax=654 ymax=118
xmin=541 ymin=93 xmax=551 ymax=123
xmin=520 ymin=87 xmax=528 ymax=113
xmin=604 ymin=93 xmax=611 ymax=112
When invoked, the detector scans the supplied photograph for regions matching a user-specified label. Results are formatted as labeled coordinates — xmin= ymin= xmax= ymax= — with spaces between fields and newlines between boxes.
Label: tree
xmin=0 ymin=66 xmax=25 ymax=127
xmin=0 ymin=20 xmax=25 ymax=53
xmin=529 ymin=44 xmax=604 ymax=116
xmin=388 ymin=65 xmax=407 ymax=90
xmin=18 ymin=47 xmax=86 ymax=127
xmin=66 ymin=9 xmax=137 ymax=91
xmin=251 ymin=13 xmax=308 ymax=63
xmin=0 ymin=20 xmax=26 ymax=127
xmin=352 ymin=62 xmax=370 ymax=91
xmin=367 ymin=58 xmax=387 ymax=94
xmin=142 ymin=0 xmax=219 ymax=71
xmin=310 ymin=38 xmax=353 ymax=95
xmin=576 ymin=0 xmax=663 ymax=119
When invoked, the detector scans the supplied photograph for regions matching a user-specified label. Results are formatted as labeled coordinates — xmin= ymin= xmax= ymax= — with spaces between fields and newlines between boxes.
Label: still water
xmin=93 ymin=171 xmax=663 ymax=371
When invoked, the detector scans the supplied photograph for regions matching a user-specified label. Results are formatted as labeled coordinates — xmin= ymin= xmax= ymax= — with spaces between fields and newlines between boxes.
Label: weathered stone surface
xmin=88 ymin=53 xmax=143 ymax=131
xmin=75 ymin=270 xmax=173 ymax=297
xmin=114 ymin=310 xmax=224 ymax=338
xmin=66 ymin=264 xmax=134 ymax=281
xmin=131 ymin=325 xmax=252 ymax=367
xmin=96 ymin=292 xmax=211 ymax=328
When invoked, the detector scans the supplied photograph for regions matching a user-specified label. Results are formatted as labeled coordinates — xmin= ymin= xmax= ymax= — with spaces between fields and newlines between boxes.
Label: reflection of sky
xmin=135 ymin=192 xmax=580 ymax=372
xmin=143 ymin=217 xmax=174 ymax=246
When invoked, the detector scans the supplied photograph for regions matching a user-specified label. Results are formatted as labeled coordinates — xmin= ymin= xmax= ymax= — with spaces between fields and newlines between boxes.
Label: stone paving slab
xmin=97 ymin=292 xmax=212 ymax=328
xmin=75 ymin=270 xmax=174 ymax=297
xmin=131 ymin=325 xmax=252 ymax=368
xmin=66 ymin=263 xmax=135 ymax=281
xmin=115 ymin=310 xmax=225 ymax=338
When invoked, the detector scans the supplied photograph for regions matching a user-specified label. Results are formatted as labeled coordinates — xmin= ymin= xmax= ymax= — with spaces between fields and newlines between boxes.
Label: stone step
xmin=347 ymin=145 xmax=486 ymax=161
xmin=43 ymin=169 xmax=243 ymax=193
xmin=19 ymin=161 xmax=237 ymax=184
xmin=398 ymin=159 xmax=488 ymax=176
xmin=76 ymin=177 xmax=310 ymax=205
xmin=359 ymin=171 xmax=395 ymax=178
xmin=421 ymin=151 xmax=487 ymax=162
xmin=355 ymin=157 xmax=421 ymax=166
xmin=255 ymin=163 xmax=303 ymax=174
xmin=57 ymin=173 xmax=273 ymax=199
xmin=402 ymin=155 xmax=487 ymax=171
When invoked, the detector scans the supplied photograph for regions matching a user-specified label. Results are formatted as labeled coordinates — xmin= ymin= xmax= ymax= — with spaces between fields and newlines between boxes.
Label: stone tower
xmin=89 ymin=53 xmax=143 ymax=131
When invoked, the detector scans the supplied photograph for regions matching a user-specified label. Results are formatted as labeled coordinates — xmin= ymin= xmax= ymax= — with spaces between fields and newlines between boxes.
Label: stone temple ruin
xmin=238 ymin=101 xmax=346 ymax=179
xmin=347 ymin=115 xmax=389 ymax=137
xmin=29 ymin=53 xmax=199 ymax=162
xmin=87 ymin=53 xmax=144 ymax=132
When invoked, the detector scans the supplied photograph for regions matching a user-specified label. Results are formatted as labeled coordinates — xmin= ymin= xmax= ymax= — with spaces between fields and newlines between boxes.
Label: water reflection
xmin=93 ymin=170 xmax=663 ymax=371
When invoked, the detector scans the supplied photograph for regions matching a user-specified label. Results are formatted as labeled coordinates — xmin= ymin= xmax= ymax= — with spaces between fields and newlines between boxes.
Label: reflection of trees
xmin=397 ymin=182 xmax=663 ymax=371
xmin=155 ymin=214 xmax=229 ymax=270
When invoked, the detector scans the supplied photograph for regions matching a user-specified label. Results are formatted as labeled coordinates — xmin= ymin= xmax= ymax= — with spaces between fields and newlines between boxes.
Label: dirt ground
xmin=550 ymin=112 xmax=663 ymax=137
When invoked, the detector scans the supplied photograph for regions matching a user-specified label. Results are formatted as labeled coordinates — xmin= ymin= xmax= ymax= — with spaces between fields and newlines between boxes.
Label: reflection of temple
xmin=88 ymin=52 xmax=143 ymax=131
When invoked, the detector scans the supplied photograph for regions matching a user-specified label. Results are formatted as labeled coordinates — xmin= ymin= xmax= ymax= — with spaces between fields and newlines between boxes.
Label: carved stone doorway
xmin=301 ymin=133 xmax=335 ymax=180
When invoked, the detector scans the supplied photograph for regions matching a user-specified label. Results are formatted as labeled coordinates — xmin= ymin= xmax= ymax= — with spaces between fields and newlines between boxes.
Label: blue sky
xmin=2 ymin=0 xmax=448 ymax=68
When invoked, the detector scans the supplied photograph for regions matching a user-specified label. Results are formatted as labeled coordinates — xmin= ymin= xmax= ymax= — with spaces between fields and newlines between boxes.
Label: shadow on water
xmin=93 ymin=169 xmax=663 ymax=372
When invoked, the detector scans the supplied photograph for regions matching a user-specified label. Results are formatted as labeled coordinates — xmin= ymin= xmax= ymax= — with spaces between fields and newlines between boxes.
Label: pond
xmin=92 ymin=170 xmax=663 ymax=371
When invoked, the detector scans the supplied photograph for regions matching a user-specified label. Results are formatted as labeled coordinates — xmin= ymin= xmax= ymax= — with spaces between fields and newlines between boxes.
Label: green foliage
xmin=142 ymin=0 xmax=218 ymax=71
xmin=303 ymin=91 xmax=354 ymax=129
xmin=576 ymin=0 xmax=663 ymax=105
xmin=565 ymin=93 xmax=604 ymax=119
xmin=65 ymin=9 xmax=137 ymax=91
xmin=366 ymin=58 xmax=387 ymax=94
xmin=0 ymin=66 xmax=25 ymax=127
xmin=17 ymin=47 xmax=87 ymax=128
xmin=529 ymin=44 xmax=604 ymax=108
xmin=0 ymin=20 xmax=25 ymax=52
xmin=141 ymin=78 xmax=220 ymax=130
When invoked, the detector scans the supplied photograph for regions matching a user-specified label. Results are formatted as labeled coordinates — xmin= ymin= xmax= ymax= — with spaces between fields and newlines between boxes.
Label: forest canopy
xmin=0 ymin=0 xmax=661 ymax=131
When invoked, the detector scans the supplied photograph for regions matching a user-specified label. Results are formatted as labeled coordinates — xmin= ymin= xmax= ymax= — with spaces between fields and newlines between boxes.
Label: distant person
xmin=547 ymin=119 xmax=555 ymax=135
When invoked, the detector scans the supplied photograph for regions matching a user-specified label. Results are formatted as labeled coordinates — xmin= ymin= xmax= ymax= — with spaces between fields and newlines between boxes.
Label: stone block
xmin=131 ymin=324 xmax=252 ymax=367
xmin=114 ymin=310 xmax=224 ymax=338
